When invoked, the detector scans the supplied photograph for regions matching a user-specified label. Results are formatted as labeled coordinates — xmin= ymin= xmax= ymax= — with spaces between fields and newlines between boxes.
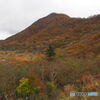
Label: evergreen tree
xmin=46 ymin=44 xmax=56 ymax=59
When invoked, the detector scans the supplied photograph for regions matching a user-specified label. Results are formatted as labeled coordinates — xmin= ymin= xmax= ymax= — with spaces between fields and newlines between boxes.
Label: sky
xmin=0 ymin=0 xmax=100 ymax=40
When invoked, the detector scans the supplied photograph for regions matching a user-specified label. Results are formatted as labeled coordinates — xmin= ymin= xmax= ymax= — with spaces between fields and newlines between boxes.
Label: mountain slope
xmin=0 ymin=13 xmax=100 ymax=57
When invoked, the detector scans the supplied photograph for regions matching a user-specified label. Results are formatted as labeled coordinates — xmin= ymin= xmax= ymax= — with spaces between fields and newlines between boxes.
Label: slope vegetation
xmin=0 ymin=13 xmax=100 ymax=57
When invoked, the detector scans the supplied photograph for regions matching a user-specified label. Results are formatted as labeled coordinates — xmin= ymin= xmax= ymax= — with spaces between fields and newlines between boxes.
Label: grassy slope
xmin=0 ymin=14 xmax=99 ymax=57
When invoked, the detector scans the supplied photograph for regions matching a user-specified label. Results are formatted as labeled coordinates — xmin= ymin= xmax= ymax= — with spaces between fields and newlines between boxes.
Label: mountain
xmin=0 ymin=13 xmax=100 ymax=57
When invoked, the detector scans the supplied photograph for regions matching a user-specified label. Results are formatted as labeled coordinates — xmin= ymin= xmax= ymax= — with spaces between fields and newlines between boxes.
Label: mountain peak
xmin=48 ymin=13 xmax=59 ymax=17
xmin=47 ymin=12 xmax=70 ymax=18
xmin=49 ymin=12 xmax=58 ymax=15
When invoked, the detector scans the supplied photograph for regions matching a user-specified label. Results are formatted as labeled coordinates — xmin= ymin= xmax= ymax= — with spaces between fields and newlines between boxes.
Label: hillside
xmin=0 ymin=13 xmax=100 ymax=57
xmin=0 ymin=13 xmax=100 ymax=100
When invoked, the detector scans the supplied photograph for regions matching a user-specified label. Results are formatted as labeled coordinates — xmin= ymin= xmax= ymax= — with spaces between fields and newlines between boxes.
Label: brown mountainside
xmin=0 ymin=13 xmax=100 ymax=56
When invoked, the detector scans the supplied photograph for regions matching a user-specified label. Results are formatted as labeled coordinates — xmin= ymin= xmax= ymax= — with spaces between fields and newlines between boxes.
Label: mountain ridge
xmin=0 ymin=13 xmax=100 ymax=57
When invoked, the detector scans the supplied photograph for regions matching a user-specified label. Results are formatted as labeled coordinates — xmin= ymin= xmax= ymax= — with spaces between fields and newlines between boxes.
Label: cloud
xmin=0 ymin=31 xmax=13 ymax=40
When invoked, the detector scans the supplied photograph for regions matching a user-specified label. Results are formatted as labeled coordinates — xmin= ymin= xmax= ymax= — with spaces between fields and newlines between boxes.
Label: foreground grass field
xmin=0 ymin=50 xmax=100 ymax=100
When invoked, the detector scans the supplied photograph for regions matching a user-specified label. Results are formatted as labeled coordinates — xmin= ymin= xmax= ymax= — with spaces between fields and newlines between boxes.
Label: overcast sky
xmin=0 ymin=0 xmax=100 ymax=40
